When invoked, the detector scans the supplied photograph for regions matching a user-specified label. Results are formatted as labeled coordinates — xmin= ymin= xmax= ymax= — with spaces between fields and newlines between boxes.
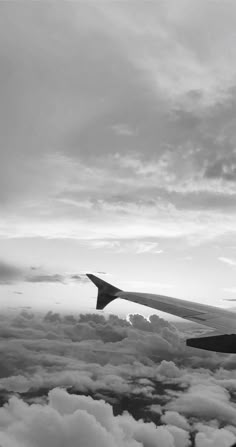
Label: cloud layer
xmin=0 ymin=311 xmax=235 ymax=446
xmin=0 ymin=387 xmax=192 ymax=447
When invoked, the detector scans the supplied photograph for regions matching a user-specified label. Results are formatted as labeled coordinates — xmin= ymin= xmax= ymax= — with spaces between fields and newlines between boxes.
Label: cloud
xmin=89 ymin=239 xmax=163 ymax=254
xmin=25 ymin=274 xmax=66 ymax=284
xmin=166 ymin=383 xmax=236 ymax=426
xmin=99 ymin=1 xmax=236 ymax=111
xmin=0 ymin=259 xmax=93 ymax=285
xmin=1 ymin=2 xmax=236 ymax=444
xmin=218 ymin=257 xmax=236 ymax=267
xmin=0 ymin=2 xmax=236 ymax=247
xmin=0 ymin=261 xmax=23 ymax=284
xmin=0 ymin=387 xmax=192 ymax=447
xmin=161 ymin=411 xmax=190 ymax=431
xmin=223 ymin=287 xmax=236 ymax=295
xmin=205 ymin=155 xmax=236 ymax=182
xmin=0 ymin=310 xmax=235 ymax=445
xmin=195 ymin=427 xmax=236 ymax=447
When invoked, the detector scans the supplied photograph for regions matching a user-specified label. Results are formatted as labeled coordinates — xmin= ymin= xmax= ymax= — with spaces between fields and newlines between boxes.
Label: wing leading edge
xmin=87 ymin=274 xmax=236 ymax=353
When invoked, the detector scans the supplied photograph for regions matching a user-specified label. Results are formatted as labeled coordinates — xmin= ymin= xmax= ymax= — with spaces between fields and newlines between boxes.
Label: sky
xmin=1 ymin=1 xmax=236 ymax=314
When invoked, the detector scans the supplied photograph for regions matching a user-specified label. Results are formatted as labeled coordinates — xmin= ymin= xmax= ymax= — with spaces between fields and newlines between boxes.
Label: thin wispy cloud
xmin=89 ymin=239 xmax=163 ymax=254
xmin=99 ymin=1 xmax=236 ymax=110
xmin=223 ymin=287 xmax=236 ymax=295
xmin=0 ymin=260 xmax=92 ymax=285
xmin=218 ymin=257 xmax=236 ymax=267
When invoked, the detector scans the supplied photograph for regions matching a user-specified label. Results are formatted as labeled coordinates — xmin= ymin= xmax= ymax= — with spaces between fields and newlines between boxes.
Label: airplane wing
xmin=86 ymin=274 xmax=236 ymax=353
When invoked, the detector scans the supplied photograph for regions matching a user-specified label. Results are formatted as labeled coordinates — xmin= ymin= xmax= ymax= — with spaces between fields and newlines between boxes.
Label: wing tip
xmin=86 ymin=273 xmax=121 ymax=310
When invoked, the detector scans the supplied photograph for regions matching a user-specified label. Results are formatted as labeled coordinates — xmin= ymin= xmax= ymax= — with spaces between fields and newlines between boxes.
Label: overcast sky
xmin=0 ymin=1 xmax=236 ymax=313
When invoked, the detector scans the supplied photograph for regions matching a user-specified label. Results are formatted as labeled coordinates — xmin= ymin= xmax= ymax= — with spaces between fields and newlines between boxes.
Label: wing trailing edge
xmin=186 ymin=334 xmax=236 ymax=353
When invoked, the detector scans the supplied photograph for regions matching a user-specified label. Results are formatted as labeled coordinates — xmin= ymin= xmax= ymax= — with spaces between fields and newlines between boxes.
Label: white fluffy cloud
xmin=0 ymin=311 xmax=235 ymax=447
xmin=0 ymin=387 xmax=190 ymax=447
xmin=0 ymin=387 xmax=235 ymax=447
xmin=195 ymin=427 xmax=236 ymax=447
xmin=166 ymin=383 xmax=236 ymax=426
xmin=161 ymin=411 xmax=190 ymax=431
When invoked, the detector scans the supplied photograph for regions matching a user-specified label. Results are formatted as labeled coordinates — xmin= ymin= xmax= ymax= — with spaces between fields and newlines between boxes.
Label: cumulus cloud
xmin=0 ymin=387 xmax=193 ymax=447
xmin=195 ymin=426 xmax=236 ymax=447
xmin=166 ymin=383 xmax=236 ymax=426
xmin=161 ymin=411 xmax=190 ymax=431
xmin=0 ymin=311 xmax=234 ymax=446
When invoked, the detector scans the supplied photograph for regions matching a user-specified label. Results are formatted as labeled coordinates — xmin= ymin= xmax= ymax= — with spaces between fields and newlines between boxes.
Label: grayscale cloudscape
xmin=0 ymin=0 xmax=236 ymax=312
xmin=0 ymin=311 xmax=236 ymax=446
xmin=1 ymin=2 xmax=236 ymax=446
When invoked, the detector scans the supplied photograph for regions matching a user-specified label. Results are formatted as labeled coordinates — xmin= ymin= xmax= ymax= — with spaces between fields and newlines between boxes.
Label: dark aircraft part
xmin=86 ymin=274 xmax=121 ymax=310
xmin=186 ymin=334 xmax=236 ymax=353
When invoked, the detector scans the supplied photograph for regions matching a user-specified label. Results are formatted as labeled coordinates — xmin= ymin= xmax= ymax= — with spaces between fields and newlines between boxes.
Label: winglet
xmin=86 ymin=274 xmax=122 ymax=310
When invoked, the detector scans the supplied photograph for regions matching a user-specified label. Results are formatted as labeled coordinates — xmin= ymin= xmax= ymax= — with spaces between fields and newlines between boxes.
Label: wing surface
xmin=87 ymin=274 xmax=236 ymax=334
xmin=118 ymin=291 xmax=236 ymax=334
